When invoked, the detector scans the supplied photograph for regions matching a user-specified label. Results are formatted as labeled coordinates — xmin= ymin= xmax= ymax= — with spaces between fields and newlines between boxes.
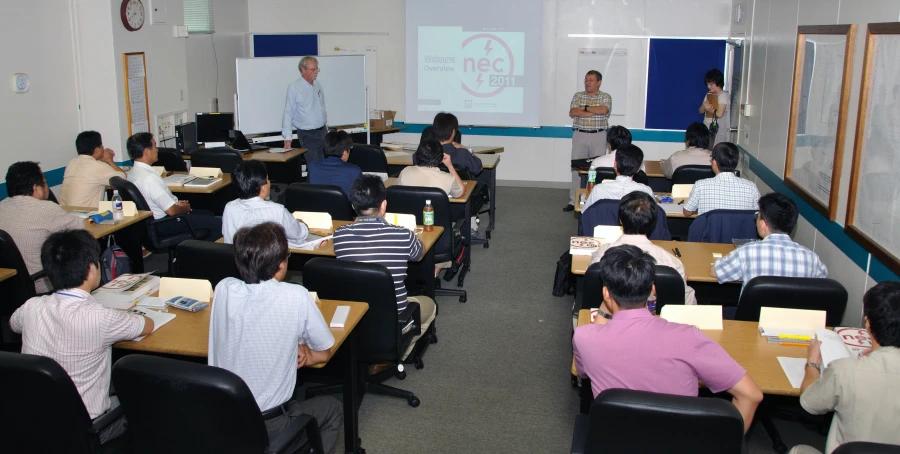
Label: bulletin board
xmin=123 ymin=52 xmax=150 ymax=136
xmin=645 ymin=39 xmax=727 ymax=130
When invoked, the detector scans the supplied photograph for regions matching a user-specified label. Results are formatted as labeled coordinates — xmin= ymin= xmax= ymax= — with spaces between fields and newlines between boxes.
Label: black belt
xmin=574 ymin=128 xmax=606 ymax=134
xmin=261 ymin=402 xmax=289 ymax=420
xmin=299 ymin=125 xmax=326 ymax=132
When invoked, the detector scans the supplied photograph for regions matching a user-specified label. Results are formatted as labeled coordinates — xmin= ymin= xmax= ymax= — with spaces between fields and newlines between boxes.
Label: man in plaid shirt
xmin=566 ymin=70 xmax=612 ymax=211
xmin=683 ymin=142 xmax=760 ymax=216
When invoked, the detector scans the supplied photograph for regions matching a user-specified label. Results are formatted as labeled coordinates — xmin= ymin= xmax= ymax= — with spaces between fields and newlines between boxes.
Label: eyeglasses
xmin=304 ymin=67 xmax=321 ymax=73
xmin=754 ymin=211 xmax=760 ymax=221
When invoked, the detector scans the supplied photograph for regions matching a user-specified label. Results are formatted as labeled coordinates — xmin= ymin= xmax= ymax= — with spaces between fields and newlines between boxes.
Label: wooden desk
xmin=289 ymin=220 xmax=443 ymax=258
xmin=571 ymin=240 xmax=735 ymax=283
xmin=63 ymin=206 xmax=153 ymax=240
xmin=64 ymin=206 xmax=153 ymax=273
xmin=578 ymin=160 xmax=670 ymax=192
xmin=167 ymin=172 xmax=232 ymax=194
xmin=384 ymin=177 xmax=476 ymax=203
xmin=574 ymin=189 xmax=693 ymax=220
xmin=182 ymin=148 xmax=307 ymax=163
xmin=0 ymin=268 xmax=17 ymax=283
xmin=382 ymin=145 xmax=504 ymax=166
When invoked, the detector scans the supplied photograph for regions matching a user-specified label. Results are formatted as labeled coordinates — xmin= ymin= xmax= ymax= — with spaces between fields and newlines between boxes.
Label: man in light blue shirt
xmin=283 ymin=56 xmax=327 ymax=163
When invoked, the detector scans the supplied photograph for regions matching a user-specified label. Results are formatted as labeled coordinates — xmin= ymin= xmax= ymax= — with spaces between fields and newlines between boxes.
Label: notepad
xmin=758 ymin=307 xmax=826 ymax=340
xmin=660 ymin=305 xmax=723 ymax=330
xmin=99 ymin=201 xmax=137 ymax=217
xmin=188 ymin=166 xmax=222 ymax=178
xmin=129 ymin=307 xmax=176 ymax=341
xmin=293 ymin=211 xmax=333 ymax=231
xmin=385 ymin=212 xmax=417 ymax=232
xmin=671 ymin=184 xmax=694 ymax=199
xmin=593 ymin=225 xmax=624 ymax=244
xmin=159 ymin=277 xmax=213 ymax=303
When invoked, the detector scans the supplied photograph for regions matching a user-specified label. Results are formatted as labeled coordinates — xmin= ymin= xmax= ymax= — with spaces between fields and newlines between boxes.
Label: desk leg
xmin=487 ymin=168 xmax=496 ymax=239
xmin=580 ymin=173 xmax=587 ymax=188
xmin=422 ymin=247 xmax=437 ymax=304
xmin=343 ymin=333 xmax=363 ymax=454
xmin=114 ymin=221 xmax=145 ymax=274
xmin=457 ymin=199 xmax=472 ymax=288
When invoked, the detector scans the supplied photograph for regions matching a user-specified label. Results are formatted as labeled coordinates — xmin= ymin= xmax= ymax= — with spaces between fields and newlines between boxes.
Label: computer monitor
xmin=195 ymin=112 xmax=234 ymax=144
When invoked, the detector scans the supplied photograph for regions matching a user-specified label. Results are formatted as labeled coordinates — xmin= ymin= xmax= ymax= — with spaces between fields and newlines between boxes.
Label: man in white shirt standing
xmin=222 ymin=160 xmax=309 ymax=244
xmin=283 ymin=56 xmax=327 ymax=163
xmin=60 ymin=131 xmax=126 ymax=207
xmin=582 ymin=144 xmax=653 ymax=212
xmin=683 ymin=142 xmax=760 ymax=216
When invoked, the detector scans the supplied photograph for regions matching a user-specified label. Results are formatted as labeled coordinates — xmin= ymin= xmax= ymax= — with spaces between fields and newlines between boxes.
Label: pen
xmin=674 ymin=248 xmax=681 ymax=257
xmin=678 ymin=200 xmax=685 ymax=205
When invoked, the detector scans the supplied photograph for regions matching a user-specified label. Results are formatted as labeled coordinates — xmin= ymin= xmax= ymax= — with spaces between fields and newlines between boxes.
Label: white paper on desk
xmin=159 ymin=277 xmax=213 ymax=303
xmin=659 ymin=203 xmax=685 ymax=215
xmin=593 ymin=225 xmax=623 ymax=244
xmin=290 ymin=235 xmax=333 ymax=250
xmin=384 ymin=151 xmax=412 ymax=157
xmin=660 ymin=305 xmax=723 ymax=330
xmin=777 ymin=357 xmax=807 ymax=389
xmin=189 ymin=167 xmax=222 ymax=178
xmin=128 ymin=307 xmax=176 ymax=341
xmin=672 ymin=184 xmax=694 ymax=199
xmin=816 ymin=328 xmax=853 ymax=368
xmin=292 ymin=211 xmax=332 ymax=230
xmin=385 ymin=212 xmax=417 ymax=232
xmin=759 ymin=307 xmax=826 ymax=333
xmin=136 ymin=296 xmax=168 ymax=309
xmin=266 ymin=147 xmax=291 ymax=153
xmin=98 ymin=201 xmax=137 ymax=217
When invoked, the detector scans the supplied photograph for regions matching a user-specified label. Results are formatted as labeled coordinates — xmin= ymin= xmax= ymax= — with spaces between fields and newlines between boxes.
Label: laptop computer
xmin=229 ymin=130 xmax=269 ymax=152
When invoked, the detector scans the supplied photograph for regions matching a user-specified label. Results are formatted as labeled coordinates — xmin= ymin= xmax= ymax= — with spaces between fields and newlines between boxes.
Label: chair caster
xmin=486 ymin=231 xmax=492 ymax=239
xmin=459 ymin=295 xmax=467 ymax=303
xmin=430 ymin=335 xmax=438 ymax=344
xmin=483 ymin=242 xmax=489 ymax=248
xmin=414 ymin=359 xmax=424 ymax=370
xmin=408 ymin=396 xmax=420 ymax=407
xmin=396 ymin=370 xmax=407 ymax=380
xmin=571 ymin=375 xmax=578 ymax=387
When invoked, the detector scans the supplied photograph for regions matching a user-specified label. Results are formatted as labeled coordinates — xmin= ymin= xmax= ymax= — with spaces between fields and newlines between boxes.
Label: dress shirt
xmin=10 ymin=288 xmax=145 ymax=418
xmin=282 ymin=78 xmax=327 ymax=139
xmin=221 ymin=197 xmax=309 ymax=244
xmin=573 ymin=309 xmax=746 ymax=398
xmin=714 ymin=233 xmax=828 ymax=288
xmin=570 ymin=91 xmax=612 ymax=130
xmin=0 ymin=196 xmax=84 ymax=293
xmin=127 ymin=161 xmax=177 ymax=219
xmin=582 ymin=175 xmax=654 ymax=212
xmin=307 ymin=156 xmax=362 ymax=196
xmin=589 ymin=235 xmax=697 ymax=305
xmin=395 ymin=166 xmax=464 ymax=198
xmin=588 ymin=150 xmax=646 ymax=172
xmin=59 ymin=155 xmax=126 ymax=207
xmin=684 ymin=172 xmax=760 ymax=215
xmin=661 ymin=146 xmax=712 ymax=179
xmin=800 ymin=347 xmax=900 ymax=453
xmin=441 ymin=143 xmax=483 ymax=176
xmin=209 ymin=278 xmax=334 ymax=412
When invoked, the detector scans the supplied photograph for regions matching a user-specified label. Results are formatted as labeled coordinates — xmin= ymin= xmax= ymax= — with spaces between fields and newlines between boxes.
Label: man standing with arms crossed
xmin=565 ymin=70 xmax=612 ymax=212
xmin=283 ymin=56 xmax=327 ymax=163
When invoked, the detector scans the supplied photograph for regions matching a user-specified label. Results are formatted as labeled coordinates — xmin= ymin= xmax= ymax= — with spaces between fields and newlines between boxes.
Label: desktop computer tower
xmin=175 ymin=122 xmax=198 ymax=154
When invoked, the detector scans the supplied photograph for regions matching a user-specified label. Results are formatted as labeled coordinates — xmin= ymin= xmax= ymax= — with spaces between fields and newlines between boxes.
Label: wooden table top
xmin=293 ymin=220 xmax=443 ymax=258
xmin=0 ymin=268 xmax=17 ymax=283
xmin=182 ymin=148 xmax=307 ymax=163
xmin=63 ymin=206 xmax=154 ymax=239
xmin=573 ymin=310 xmax=801 ymax=396
xmin=571 ymin=240 xmax=735 ymax=283
xmin=115 ymin=298 xmax=368 ymax=366
xmin=384 ymin=177 xmax=475 ymax=203
xmin=167 ymin=172 xmax=232 ymax=194
xmin=578 ymin=160 xmax=664 ymax=178
xmin=575 ymin=190 xmax=692 ymax=219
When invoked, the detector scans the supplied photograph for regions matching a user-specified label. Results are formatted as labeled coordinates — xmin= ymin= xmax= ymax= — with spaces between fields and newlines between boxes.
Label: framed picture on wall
xmin=783 ymin=25 xmax=856 ymax=221
xmin=846 ymin=23 xmax=900 ymax=275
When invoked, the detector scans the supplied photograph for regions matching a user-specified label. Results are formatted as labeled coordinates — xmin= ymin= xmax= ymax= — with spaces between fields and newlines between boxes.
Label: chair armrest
xmin=399 ymin=302 xmax=421 ymax=338
xmin=264 ymin=414 xmax=323 ymax=454
xmin=87 ymin=403 xmax=126 ymax=436
xmin=570 ymin=413 xmax=590 ymax=454
xmin=149 ymin=214 xmax=198 ymax=239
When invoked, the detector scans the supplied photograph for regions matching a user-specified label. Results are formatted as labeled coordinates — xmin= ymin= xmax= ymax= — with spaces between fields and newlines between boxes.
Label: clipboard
xmin=705 ymin=93 xmax=718 ymax=119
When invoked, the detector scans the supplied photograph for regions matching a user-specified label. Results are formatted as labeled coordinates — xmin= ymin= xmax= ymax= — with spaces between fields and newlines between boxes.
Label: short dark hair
xmin=614 ymin=144 xmax=644 ymax=177
xmin=75 ymin=131 xmax=102 ymax=156
xmin=598 ymin=244 xmax=656 ymax=309
xmin=432 ymin=112 xmax=459 ymax=142
xmin=232 ymin=160 xmax=268 ymax=199
xmin=711 ymin=142 xmax=740 ymax=172
xmin=414 ymin=139 xmax=444 ymax=167
xmin=758 ymin=192 xmax=798 ymax=234
xmin=704 ymin=69 xmax=724 ymax=88
xmin=349 ymin=174 xmax=386 ymax=216
xmin=619 ymin=192 xmax=658 ymax=236
xmin=233 ymin=222 xmax=289 ymax=284
xmin=5 ymin=161 xmax=45 ymax=197
xmin=607 ymin=126 xmax=632 ymax=151
xmin=419 ymin=126 xmax=437 ymax=144
xmin=586 ymin=70 xmax=602 ymax=81
xmin=126 ymin=132 xmax=154 ymax=160
xmin=864 ymin=282 xmax=900 ymax=348
xmin=41 ymin=230 xmax=101 ymax=291
xmin=685 ymin=122 xmax=710 ymax=149
xmin=324 ymin=130 xmax=352 ymax=158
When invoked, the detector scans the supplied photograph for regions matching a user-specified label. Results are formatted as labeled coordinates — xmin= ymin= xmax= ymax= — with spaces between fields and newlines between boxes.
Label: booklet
xmin=128 ymin=307 xmax=176 ymax=341
xmin=93 ymin=273 xmax=159 ymax=309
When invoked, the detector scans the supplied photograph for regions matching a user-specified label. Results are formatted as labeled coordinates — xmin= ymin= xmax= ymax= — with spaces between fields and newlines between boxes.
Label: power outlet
xmin=157 ymin=113 xmax=176 ymax=140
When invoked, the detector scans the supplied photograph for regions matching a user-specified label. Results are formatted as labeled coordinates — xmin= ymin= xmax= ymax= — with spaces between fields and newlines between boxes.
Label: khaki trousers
xmin=570 ymin=130 xmax=608 ymax=204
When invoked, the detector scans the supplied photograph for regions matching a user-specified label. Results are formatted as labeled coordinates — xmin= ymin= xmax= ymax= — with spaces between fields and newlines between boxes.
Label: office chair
xmin=303 ymin=258 xmax=428 ymax=407
xmin=570 ymin=388 xmax=744 ymax=454
xmin=386 ymin=185 xmax=468 ymax=299
xmin=175 ymin=240 xmax=239 ymax=287
xmin=734 ymin=276 xmax=848 ymax=326
xmin=112 ymin=354 xmax=323 ymax=454
xmin=190 ymin=149 xmax=243 ymax=174
xmin=590 ymin=167 xmax=617 ymax=183
xmin=833 ymin=442 xmax=900 ymax=454
xmin=348 ymin=144 xmax=390 ymax=174
xmin=283 ymin=183 xmax=355 ymax=221
xmin=154 ymin=147 xmax=188 ymax=172
xmin=0 ymin=230 xmax=42 ymax=351
xmin=578 ymin=263 xmax=683 ymax=313
xmin=0 ymin=351 xmax=131 ymax=453
xmin=687 ymin=209 xmax=757 ymax=243
xmin=109 ymin=177 xmax=207 ymax=274
xmin=672 ymin=165 xmax=714 ymax=185
xmin=579 ymin=200 xmax=671 ymax=240
xmin=633 ymin=170 xmax=650 ymax=185
xmin=46 ymin=189 xmax=60 ymax=204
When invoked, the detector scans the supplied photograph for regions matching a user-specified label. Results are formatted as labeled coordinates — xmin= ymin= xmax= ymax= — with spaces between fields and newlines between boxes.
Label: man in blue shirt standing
xmin=308 ymin=130 xmax=362 ymax=195
xmin=282 ymin=56 xmax=327 ymax=163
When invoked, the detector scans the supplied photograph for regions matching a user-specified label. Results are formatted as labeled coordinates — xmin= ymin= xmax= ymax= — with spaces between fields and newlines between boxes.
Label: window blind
xmin=184 ymin=0 xmax=214 ymax=34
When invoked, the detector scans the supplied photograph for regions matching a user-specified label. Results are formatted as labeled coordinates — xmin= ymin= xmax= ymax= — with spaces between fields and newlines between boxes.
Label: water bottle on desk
xmin=111 ymin=190 xmax=124 ymax=221
xmin=423 ymin=199 xmax=434 ymax=232
xmin=647 ymin=295 xmax=657 ymax=315
xmin=586 ymin=168 xmax=597 ymax=192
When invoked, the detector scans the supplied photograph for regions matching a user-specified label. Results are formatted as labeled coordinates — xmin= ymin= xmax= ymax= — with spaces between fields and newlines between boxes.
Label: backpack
xmin=553 ymin=250 xmax=576 ymax=297
xmin=100 ymin=244 xmax=132 ymax=285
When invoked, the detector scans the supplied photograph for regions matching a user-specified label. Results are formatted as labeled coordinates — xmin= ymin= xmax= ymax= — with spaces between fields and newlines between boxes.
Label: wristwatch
xmin=806 ymin=362 xmax=821 ymax=373
xmin=584 ymin=105 xmax=589 ymax=112
xmin=598 ymin=310 xmax=612 ymax=320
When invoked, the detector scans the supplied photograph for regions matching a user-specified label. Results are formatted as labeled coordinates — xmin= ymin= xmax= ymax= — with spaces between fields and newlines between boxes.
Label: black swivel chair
xmin=579 ymin=200 xmax=671 ymax=240
xmin=0 ymin=230 xmax=42 ymax=351
xmin=590 ymin=167 xmax=617 ymax=183
xmin=386 ymin=185 xmax=467 ymax=301
xmin=834 ymin=442 xmax=900 ymax=454
xmin=348 ymin=145 xmax=390 ymax=174
xmin=734 ymin=276 xmax=848 ymax=326
xmin=672 ymin=165 xmax=714 ymax=185
xmin=154 ymin=147 xmax=188 ymax=172
xmin=0 ymin=351 xmax=130 ymax=453
xmin=570 ymin=389 xmax=745 ymax=454
xmin=303 ymin=258 xmax=427 ymax=407
xmin=579 ymin=263 xmax=684 ymax=313
xmin=284 ymin=183 xmax=355 ymax=221
xmin=46 ymin=189 xmax=60 ymax=204
xmin=687 ymin=209 xmax=758 ymax=244
xmin=175 ymin=240 xmax=239 ymax=287
xmin=112 ymin=354 xmax=323 ymax=454
xmin=189 ymin=149 xmax=243 ymax=174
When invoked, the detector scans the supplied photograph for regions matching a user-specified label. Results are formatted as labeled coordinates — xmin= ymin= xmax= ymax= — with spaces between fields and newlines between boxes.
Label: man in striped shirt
xmin=333 ymin=175 xmax=436 ymax=358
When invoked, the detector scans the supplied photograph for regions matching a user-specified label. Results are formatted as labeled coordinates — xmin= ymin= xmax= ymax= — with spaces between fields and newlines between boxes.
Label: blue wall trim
xmin=393 ymin=122 xmax=685 ymax=142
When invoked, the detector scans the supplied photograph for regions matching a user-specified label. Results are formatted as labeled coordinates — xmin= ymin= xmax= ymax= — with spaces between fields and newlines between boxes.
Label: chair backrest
xmin=284 ymin=183 xmax=355 ymax=221
xmin=688 ymin=209 xmax=757 ymax=244
xmin=46 ymin=189 xmax=60 ymax=204
xmin=581 ymin=388 xmax=744 ymax=454
xmin=735 ymin=276 xmax=848 ymax=326
xmin=633 ymin=170 xmax=649 ymax=185
xmin=190 ymin=149 xmax=244 ymax=174
xmin=385 ymin=185 xmax=458 ymax=261
xmin=175 ymin=240 xmax=239 ymax=287
xmin=109 ymin=176 xmax=152 ymax=212
xmin=591 ymin=167 xmax=617 ymax=182
xmin=0 ymin=230 xmax=36 ymax=316
xmin=0 ymin=352 xmax=97 ymax=453
xmin=581 ymin=262 xmax=605 ymax=311
xmin=580 ymin=200 xmax=671 ymax=240
xmin=303 ymin=258 xmax=405 ymax=362
xmin=348 ymin=145 xmax=389 ymax=173
xmin=155 ymin=147 xmax=188 ymax=172
xmin=833 ymin=442 xmax=900 ymax=454
xmin=654 ymin=265 xmax=686 ymax=315
xmin=672 ymin=165 xmax=714 ymax=185
xmin=112 ymin=354 xmax=270 ymax=454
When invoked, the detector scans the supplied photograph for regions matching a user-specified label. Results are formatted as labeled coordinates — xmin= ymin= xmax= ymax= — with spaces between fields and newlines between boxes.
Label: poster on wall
xmin=123 ymin=52 xmax=150 ymax=137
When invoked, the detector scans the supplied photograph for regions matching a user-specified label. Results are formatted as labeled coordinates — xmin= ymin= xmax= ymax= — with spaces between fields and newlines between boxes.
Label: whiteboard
xmin=576 ymin=48 xmax=628 ymax=117
xmin=236 ymin=55 xmax=367 ymax=134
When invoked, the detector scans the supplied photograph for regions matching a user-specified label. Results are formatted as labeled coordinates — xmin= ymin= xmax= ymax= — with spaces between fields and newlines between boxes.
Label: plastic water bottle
xmin=111 ymin=190 xmax=124 ymax=221
xmin=423 ymin=199 xmax=434 ymax=232
xmin=647 ymin=295 xmax=658 ymax=315
xmin=586 ymin=168 xmax=597 ymax=192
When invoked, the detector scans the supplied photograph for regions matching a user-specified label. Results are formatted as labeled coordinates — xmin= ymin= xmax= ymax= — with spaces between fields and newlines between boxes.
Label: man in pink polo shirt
xmin=573 ymin=245 xmax=763 ymax=433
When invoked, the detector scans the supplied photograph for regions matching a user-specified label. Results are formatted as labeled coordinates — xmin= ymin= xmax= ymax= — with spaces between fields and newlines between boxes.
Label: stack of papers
xmin=93 ymin=273 xmax=160 ymax=309
xmin=163 ymin=174 xmax=197 ymax=186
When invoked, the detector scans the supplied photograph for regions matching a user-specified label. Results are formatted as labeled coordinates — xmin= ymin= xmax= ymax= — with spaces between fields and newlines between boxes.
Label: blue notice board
xmin=253 ymin=34 xmax=319 ymax=57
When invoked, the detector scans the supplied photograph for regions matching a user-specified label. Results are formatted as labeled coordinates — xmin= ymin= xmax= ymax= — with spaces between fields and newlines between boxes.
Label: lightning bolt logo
xmin=484 ymin=40 xmax=493 ymax=56
xmin=476 ymin=72 xmax=484 ymax=90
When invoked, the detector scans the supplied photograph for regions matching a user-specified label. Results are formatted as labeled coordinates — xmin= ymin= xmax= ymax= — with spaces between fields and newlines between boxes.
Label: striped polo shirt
xmin=333 ymin=216 xmax=424 ymax=315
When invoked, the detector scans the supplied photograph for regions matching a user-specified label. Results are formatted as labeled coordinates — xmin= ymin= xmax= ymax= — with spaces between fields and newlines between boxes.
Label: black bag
xmin=100 ymin=244 xmax=131 ymax=286
xmin=553 ymin=251 xmax=576 ymax=297
xmin=570 ymin=157 xmax=602 ymax=172
xmin=708 ymin=116 xmax=719 ymax=142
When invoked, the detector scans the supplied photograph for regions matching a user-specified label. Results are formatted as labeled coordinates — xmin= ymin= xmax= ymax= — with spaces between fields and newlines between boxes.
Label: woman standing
xmin=699 ymin=69 xmax=730 ymax=147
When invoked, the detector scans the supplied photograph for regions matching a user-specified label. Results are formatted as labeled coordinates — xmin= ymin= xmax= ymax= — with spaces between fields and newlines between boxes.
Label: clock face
xmin=122 ymin=0 xmax=145 ymax=31
xmin=10 ymin=73 xmax=29 ymax=94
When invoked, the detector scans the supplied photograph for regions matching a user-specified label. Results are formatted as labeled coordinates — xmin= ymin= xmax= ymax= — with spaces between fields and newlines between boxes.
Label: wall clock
xmin=121 ymin=0 xmax=145 ymax=31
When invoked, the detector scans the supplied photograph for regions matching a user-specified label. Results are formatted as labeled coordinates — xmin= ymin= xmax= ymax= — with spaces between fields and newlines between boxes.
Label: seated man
xmin=789 ymin=282 xmax=900 ymax=454
xmin=60 ymin=130 xmax=127 ymax=207
xmin=396 ymin=139 xmax=465 ymax=199
xmin=661 ymin=122 xmax=713 ymax=179
xmin=589 ymin=125 xmax=638 ymax=170
xmin=589 ymin=191 xmax=697 ymax=307
xmin=222 ymin=160 xmax=309 ymax=244
xmin=433 ymin=112 xmax=482 ymax=176
xmin=307 ymin=130 xmax=362 ymax=195
xmin=125 ymin=132 xmax=222 ymax=241
xmin=333 ymin=175 xmax=436 ymax=357
xmin=582 ymin=144 xmax=653 ymax=212
xmin=712 ymin=192 xmax=827 ymax=292
xmin=0 ymin=161 xmax=84 ymax=292
xmin=209 ymin=222 xmax=342 ymax=453
xmin=683 ymin=142 xmax=760 ymax=216
xmin=11 ymin=230 xmax=152 ymax=442
xmin=573 ymin=245 xmax=763 ymax=433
